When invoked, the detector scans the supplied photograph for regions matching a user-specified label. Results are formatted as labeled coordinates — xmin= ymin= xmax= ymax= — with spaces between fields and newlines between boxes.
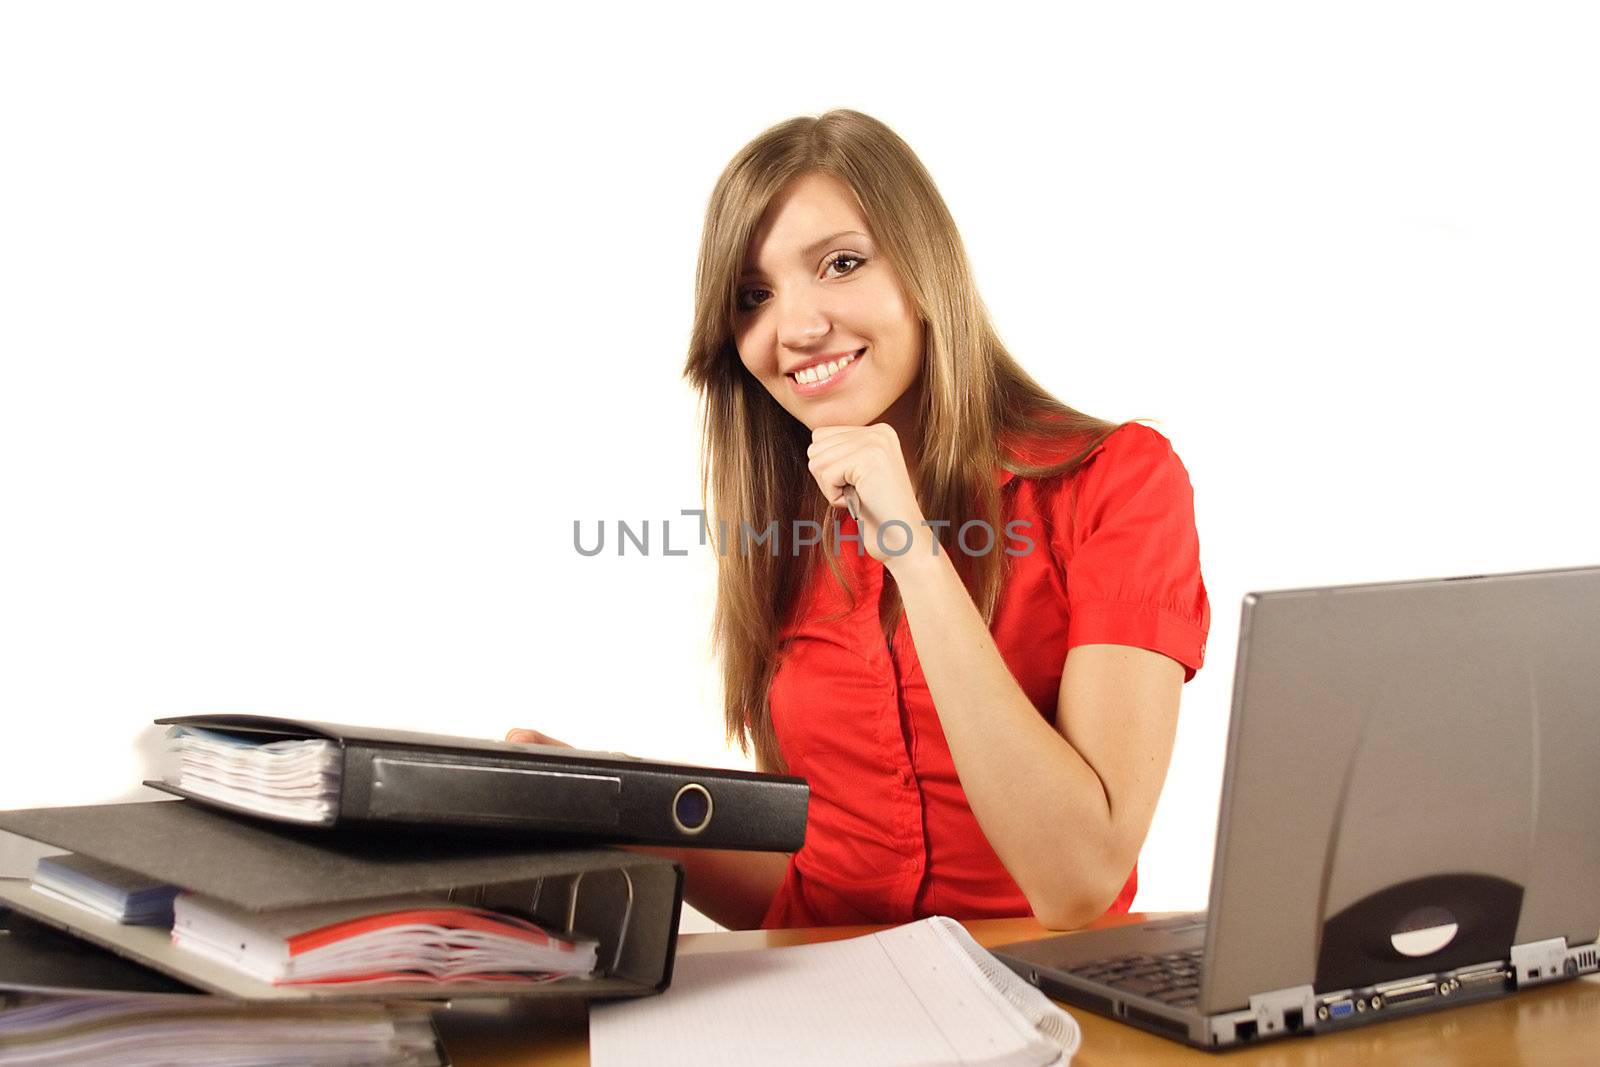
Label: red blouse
xmin=760 ymin=422 xmax=1210 ymax=928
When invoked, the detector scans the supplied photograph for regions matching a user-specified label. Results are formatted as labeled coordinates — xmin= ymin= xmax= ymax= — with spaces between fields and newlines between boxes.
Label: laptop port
xmin=1125 ymin=1005 xmax=1191 ymax=1039
xmin=1283 ymin=1007 xmax=1304 ymax=1033
xmin=1454 ymin=966 xmax=1510 ymax=992
xmin=1375 ymin=979 xmax=1439 ymax=1007
xmin=1234 ymin=1019 xmax=1258 ymax=1042
xmin=1322 ymin=998 xmax=1355 ymax=1021
xmin=1037 ymin=974 xmax=1114 ymax=1016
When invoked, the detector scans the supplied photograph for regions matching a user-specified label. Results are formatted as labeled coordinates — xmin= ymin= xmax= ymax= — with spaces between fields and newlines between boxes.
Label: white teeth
xmin=793 ymin=350 xmax=860 ymax=386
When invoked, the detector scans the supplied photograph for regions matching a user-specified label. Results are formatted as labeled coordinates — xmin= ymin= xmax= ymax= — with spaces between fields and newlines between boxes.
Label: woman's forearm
xmin=626 ymin=845 xmax=790 ymax=930
xmin=888 ymin=548 xmax=1130 ymax=928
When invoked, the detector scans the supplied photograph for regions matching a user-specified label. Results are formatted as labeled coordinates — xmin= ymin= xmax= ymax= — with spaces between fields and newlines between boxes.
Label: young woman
xmin=513 ymin=110 xmax=1209 ymax=931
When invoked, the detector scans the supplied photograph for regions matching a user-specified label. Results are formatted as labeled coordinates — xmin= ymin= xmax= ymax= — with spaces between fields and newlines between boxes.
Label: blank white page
xmin=590 ymin=917 xmax=1074 ymax=1067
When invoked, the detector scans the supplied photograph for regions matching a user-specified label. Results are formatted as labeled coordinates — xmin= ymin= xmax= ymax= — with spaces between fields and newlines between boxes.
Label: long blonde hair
xmin=684 ymin=110 xmax=1125 ymax=771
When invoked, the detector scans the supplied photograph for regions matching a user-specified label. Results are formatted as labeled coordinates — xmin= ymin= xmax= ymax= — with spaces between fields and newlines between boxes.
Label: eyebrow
xmin=740 ymin=230 xmax=871 ymax=279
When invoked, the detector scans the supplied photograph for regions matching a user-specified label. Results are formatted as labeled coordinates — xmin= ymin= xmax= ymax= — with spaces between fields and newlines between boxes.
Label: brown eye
xmin=825 ymin=253 xmax=865 ymax=277
xmin=737 ymin=288 xmax=770 ymax=312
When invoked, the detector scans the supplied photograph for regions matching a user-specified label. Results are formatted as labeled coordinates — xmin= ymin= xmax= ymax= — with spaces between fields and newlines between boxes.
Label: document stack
xmin=0 ymin=994 xmax=444 ymax=1067
xmin=163 ymin=726 xmax=341 ymax=826
xmin=30 ymin=855 xmax=179 ymax=927
xmin=169 ymin=893 xmax=598 ymax=986
xmin=1 ymin=713 xmax=810 ymax=1063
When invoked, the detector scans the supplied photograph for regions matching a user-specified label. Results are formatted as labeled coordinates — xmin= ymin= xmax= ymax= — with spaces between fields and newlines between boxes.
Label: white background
xmin=2 ymin=2 xmax=1596 ymax=932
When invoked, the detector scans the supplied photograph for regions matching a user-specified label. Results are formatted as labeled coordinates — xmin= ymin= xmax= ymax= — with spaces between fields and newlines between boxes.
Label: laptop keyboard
xmin=1068 ymin=948 xmax=1204 ymax=1006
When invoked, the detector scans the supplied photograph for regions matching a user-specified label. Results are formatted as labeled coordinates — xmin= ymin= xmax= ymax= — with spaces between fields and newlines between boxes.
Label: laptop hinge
xmin=1510 ymin=937 xmax=1600 ymax=988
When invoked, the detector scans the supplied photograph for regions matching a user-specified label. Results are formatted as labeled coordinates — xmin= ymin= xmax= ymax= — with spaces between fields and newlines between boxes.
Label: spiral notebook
xmin=590 ymin=916 xmax=1081 ymax=1067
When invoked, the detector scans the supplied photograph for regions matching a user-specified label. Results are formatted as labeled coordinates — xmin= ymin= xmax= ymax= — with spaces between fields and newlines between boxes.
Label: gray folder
xmin=0 ymin=800 xmax=682 ymax=1002
xmin=0 ymin=907 xmax=199 ymax=997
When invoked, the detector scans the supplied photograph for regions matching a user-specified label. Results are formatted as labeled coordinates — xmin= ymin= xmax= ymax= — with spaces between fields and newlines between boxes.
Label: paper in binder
xmin=170 ymin=892 xmax=598 ymax=986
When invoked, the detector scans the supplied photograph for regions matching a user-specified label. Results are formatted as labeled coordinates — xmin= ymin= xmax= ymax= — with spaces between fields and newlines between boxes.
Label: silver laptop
xmin=993 ymin=565 xmax=1600 ymax=1049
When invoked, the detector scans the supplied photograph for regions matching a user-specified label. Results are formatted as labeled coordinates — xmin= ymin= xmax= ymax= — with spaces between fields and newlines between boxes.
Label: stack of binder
xmin=0 ymin=715 xmax=810 ymax=1062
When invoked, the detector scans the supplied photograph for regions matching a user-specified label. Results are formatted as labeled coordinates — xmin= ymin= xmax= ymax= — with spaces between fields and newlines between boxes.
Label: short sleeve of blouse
xmin=1049 ymin=423 xmax=1210 ymax=683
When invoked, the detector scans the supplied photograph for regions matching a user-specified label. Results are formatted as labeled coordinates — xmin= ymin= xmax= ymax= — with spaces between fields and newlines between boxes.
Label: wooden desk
xmin=435 ymin=913 xmax=1600 ymax=1065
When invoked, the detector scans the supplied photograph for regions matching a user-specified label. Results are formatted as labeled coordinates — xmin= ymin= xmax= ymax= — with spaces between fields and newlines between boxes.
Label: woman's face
xmin=732 ymin=172 xmax=924 ymax=433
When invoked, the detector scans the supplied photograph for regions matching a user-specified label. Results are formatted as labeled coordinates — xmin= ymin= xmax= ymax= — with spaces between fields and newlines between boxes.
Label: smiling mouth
xmin=788 ymin=348 xmax=864 ymax=388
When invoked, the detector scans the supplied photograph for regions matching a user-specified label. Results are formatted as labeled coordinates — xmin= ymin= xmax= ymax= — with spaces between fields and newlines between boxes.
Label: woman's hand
xmin=806 ymin=424 xmax=932 ymax=567
xmin=505 ymin=728 xmax=571 ymax=748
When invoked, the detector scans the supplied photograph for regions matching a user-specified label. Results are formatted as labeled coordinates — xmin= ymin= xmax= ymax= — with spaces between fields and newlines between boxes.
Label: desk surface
xmin=435 ymin=913 xmax=1600 ymax=1066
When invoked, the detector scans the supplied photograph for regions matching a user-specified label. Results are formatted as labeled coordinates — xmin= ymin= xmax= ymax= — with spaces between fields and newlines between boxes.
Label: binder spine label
xmin=366 ymin=756 xmax=623 ymax=829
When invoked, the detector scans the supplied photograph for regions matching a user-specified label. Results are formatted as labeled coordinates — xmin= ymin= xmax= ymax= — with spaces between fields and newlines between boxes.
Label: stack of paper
xmin=163 ymin=726 xmax=340 ymax=824
xmin=0 ymin=995 xmax=444 ymax=1066
xmin=31 ymin=855 xmax=179 ymax=926
xmin=172 ymin=893 xmax=600 ymax=986
xmin=592 ymin=916 xmax=1080 ymax=1067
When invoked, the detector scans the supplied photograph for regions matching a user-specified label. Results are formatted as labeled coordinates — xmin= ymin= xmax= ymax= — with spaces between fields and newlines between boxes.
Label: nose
xmin=775 ymin=287 xmax=831 ymax=351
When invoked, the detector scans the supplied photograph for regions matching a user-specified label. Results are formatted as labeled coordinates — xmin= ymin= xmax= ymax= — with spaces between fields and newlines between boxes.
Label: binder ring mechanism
xmin=448 ymin=869 xmax=636 ymax=977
